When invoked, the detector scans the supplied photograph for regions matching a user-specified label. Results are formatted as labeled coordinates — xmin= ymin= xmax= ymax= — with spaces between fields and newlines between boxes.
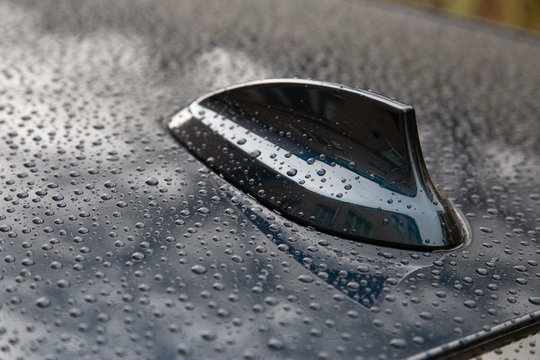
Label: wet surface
xmin=478 ymin=331 xmax=538 ymax=359
xmin=169 ymin=79 xmax=466 ymax=250
xmin=0 ymin=0 xmax=539 ymax=359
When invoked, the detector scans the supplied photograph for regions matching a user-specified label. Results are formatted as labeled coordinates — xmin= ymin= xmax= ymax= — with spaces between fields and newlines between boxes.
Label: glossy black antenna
xmin=169 ymin=79 xmax=467 ymax=250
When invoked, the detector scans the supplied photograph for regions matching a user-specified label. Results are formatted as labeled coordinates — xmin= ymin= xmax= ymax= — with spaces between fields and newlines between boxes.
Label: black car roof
xmin=0 ymin=0 xmax=539 ymax=359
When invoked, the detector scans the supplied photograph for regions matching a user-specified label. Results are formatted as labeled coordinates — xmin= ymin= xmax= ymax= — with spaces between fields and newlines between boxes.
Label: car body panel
xmin=0 ymin=0 xmax=539 ymax=359
xmin=168 ymin=79 xmax=468 ymax=250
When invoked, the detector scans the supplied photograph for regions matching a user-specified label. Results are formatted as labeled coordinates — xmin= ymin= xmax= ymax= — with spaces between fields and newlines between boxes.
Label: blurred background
xmin=387 ymin=0 xmax=540 ymax=33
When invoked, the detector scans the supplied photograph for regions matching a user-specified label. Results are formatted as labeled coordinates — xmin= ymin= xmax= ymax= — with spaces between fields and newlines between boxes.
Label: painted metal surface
xmin=169 ymin=79 xmax=467 ymax=250
xmin=0 ymin=0 xmax=539 ymax=359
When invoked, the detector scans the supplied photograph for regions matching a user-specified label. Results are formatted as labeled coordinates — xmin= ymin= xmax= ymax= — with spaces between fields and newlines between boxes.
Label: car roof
xmin=0 ymin=0 xmax=539 ymax=358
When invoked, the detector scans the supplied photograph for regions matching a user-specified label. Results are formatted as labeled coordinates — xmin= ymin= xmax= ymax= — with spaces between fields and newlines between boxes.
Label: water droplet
xmin=35 ymin=297 xmax=50 ymax=308
xmin=286 ymin=168 xmax=297 ymax=177
xmin=191 ymin=264 xmax=207 ymax=274
xmin=249 ymin=150 xmax=261 ymax=158
xmin=177 ymin=344 xmax=193 ymax=356
xmin=529 ymin=297 xmax=540 ymax=305
xmin=298 ymin=274 xmax=314 ymax=283
xmin=131 ymin=252 xmax=145 ymax=261
xmin=267 ymin=337 xmax=285 ymax=350
xmin=419 ymin=312 xmax=433 ymax=320
xmin=390 ymin=338 xmax=407 ymax=349
xmin=145 ymin=177 xmax=159 ymax=186
xmin=200 ymin=330 xmax=217 ymax=341
xmin=197 ymin=207 xmax=210 ymax=215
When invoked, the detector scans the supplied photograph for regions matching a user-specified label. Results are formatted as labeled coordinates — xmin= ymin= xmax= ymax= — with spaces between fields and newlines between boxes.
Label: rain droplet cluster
xmin=0 ymin=0 xmax=539 ymax=359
